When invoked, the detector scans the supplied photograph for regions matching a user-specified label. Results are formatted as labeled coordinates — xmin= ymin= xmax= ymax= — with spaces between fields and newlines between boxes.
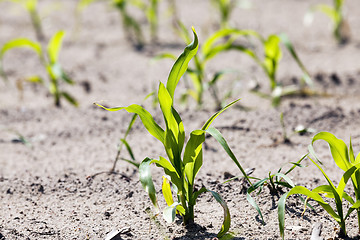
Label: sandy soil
xmin=1 ymin=0 xmax=360 ymax=239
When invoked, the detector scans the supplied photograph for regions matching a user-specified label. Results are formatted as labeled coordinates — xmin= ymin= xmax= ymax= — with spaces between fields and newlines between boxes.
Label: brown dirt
xmin=1 ymin=0 xmax=360 ymax=239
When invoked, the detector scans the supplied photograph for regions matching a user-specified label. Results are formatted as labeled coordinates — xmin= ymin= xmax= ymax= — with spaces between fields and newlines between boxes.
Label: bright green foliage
xmin=158 ymin=27 xmax=259 ymax=109
xmin=97 ymin=29 xmax=250 ymax=237
xmin=278 ymin=132 xmax=360 ymax=239
xmin=210 ymin=0 xmax=237 ymax=28
xmin=4 ymin=0 xmax=45 ymax=41
xmin=230 ymin=31 xmax=312 ymax=106
xmin=305 ymin=0 xmax=349 ymax=44
xmin=0 ymin=31 xmax=78 ymax=107
xmin=159 ymin=27 xmax=312 ymax=108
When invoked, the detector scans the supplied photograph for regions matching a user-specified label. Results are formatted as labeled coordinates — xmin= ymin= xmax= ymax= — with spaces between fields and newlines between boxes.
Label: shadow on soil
xmin=172 ymin=223 xmax=245 ymax=240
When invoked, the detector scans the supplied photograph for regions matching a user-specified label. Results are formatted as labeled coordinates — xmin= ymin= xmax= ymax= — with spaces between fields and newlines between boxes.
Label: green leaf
xmin=164 ymin=129 xmax=181 ymax=170
xmin=0 ymin=38 xmax=42 ymax=58
xmin=278 ymin=33 xmax=312 ymax=87
xmin=95 ymin=103 xmax=165 ymax=143
xmin=139 ymin=157 xmax=158 ymax=210
xmin=208 ymin=70 xmax=234 ymax=86
xmin=162 ymin=176 xmax=174 ymax=206
xmin=153 ymin=157 xmax=182 ymax=190
xmin=246 ymin=178 xmax=268 ymax=223
xmin=120 ymin=138 xmax=135 ymax=161
xmin=201 ymin=99 xmax=240 ymax=130
xmin=124 ymin=113 xmax=138 ymax=138
xmin=47 ymin=31 xmax=65 ymax=64
xmin=153 ymin=53 xmax=177 ymax=61
xmin=208 ymin=190 xmax=231 ymax=238
xmin=166 ymin=27 xmax=199 ymax=100
xmin=158 ymin=82 xmax=179 ymax=141
xmin=61 ymin=92 xmax=78 ymax=107
xmin=272 ymin=173 xmax=295 ymax=188
xmin=307 ymin=155 xmax=344 ymax=221
xmin=263 ymin=35 xmax=281 ymax=88
xmin=278 ymin=186 xmax=340 ymax=239
xmin=61 ymin=69 xmax=75 ymax=84
xmin=336 ymin=164 xmax=359 ymax=198
xmin=118 ymin=158 xmax=140 ymax=168
xmin=183 ymin=130 xmax=205 ymax=186
xmin=278 ymin=192 xmax=288 ymax=239
xmin=247 ymin=171 xmax=295 ymax=225
xmin=264 ymin=35 xmax=282 ymax=62
xmin=25 ymin=75 xmax=44 ymax=84
xmin=202 ymin=28 xmax=260 ymax=57
xmin=206 ymin=127 xmax=252 ymax=185
xmin=171 ymin=107 xmax=185 ymax=155
xmin=283 ymin=154 xmax=308 ymax=175
xmin=345 ymin=200 xmax=360 ymax=220
xmin=314 ymin=4 xmax=339 ymax=23
xmin=311 ymin=132 xmax=351 ymax=172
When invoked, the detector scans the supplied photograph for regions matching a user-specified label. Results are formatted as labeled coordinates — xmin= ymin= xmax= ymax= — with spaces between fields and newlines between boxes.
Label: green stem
xmin=179 ymin=189 xmax=190 ymax=225
xmin=29 ymin=9 xmax=44 ymax=42
xmin=339 ymin=221 xmax=346 ymax=237
xmin=188 ymin=204 xmax=194 ymax=223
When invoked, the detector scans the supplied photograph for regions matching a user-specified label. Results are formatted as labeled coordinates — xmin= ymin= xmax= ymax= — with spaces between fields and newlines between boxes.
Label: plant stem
xmin=188 ymin=204 xmax=194 ymax=223
xmin=339 ymin=221 xmax=346 ymax=237
xmin=29 ymin=9 xmax=44 ymax=42
xmin=180 ymin=193 xmax=190 ymax=224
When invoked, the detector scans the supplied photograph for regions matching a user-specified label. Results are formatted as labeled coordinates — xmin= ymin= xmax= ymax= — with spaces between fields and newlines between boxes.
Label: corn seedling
xmin=168 ymin=28 xmax=313 ymax=107
xmin=112 ymin=0 xmax=145 ymax=49
xmin=4 ymin=0 xmax=45 ymax=42
xmin=305 ymin=0 xmax=350 ymax=44
xmin=245 ymin=154 xmax=308 ymax=224
xmin=210 ymin=0 xmax=236 ymax=29
xmin=0 ymin=31 xmax=78 ymax=107
xmin=231 ymin=31 xmax=313 ymax=106
xmin=97 ymin=28 xmax=251 ymax=237
xmin=158 ymin=27 xmax=258 ymax=109
xmin=278 ymin=132 xmax=360 ymax=239
xmin=77 ymin=0 xmax=159 ymax=49
xmin=310 ymin=132 xmax=360 ymax=233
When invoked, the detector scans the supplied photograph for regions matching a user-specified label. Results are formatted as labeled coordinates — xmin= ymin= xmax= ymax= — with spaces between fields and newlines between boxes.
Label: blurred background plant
xmin=0 ymin=31 xmax=78 ymax=107
xmin=77 ymin=0 xmax=159 ymax=49
xmin=304 ymin=0 xmax=351 ymax=44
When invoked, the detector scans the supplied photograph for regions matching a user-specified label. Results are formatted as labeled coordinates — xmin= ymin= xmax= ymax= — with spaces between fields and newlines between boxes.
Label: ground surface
xmin=1 ymin=0 xmax=360 ymax=239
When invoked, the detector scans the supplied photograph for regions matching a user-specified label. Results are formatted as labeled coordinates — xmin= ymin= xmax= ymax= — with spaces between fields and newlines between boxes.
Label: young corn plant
xmin=210 ymin=0 xmax=236 ymax=29
xmin=3 ymin=0 xmax=45 ymax=42
xmin=157 ymin=27 xmax=258 ymax=109
xmin=0 ymin=31 xmax=77 ymax=107
xmin=77 ymin=0 xmax=158 ymax=49
xmin=305 ymin=0 xmax=350 ymax=44
xmin=234 ymin=32 xmax=313 ymax=106
xmin=112 ymin=0 xmax=145 ymax=49
xmin=278 ymin=132 xmax=360 ymax=239
xmin=169 ymin=27 xmax=313 ymax=107
xmin=245 ymin=154 xmax=308 ymax=224
xmin=97 ymin=28 xmax=251 ymax=237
